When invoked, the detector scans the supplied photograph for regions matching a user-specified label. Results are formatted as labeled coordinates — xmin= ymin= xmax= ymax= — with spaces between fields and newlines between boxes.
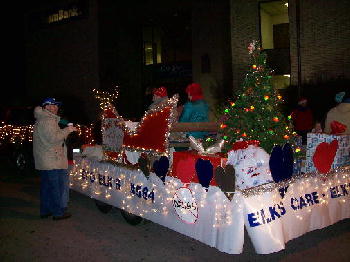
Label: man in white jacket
xmin=33 ymin=98 xmax=76 ymax=220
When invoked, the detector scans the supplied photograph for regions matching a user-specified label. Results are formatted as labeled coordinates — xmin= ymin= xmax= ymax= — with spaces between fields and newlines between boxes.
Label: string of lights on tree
xmin=219 ymin=40 xmax=296 ymax=153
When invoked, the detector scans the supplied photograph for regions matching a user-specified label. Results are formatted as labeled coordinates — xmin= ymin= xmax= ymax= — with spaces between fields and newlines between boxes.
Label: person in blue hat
xmin=33 ymin=97 xmax=77 ymax=220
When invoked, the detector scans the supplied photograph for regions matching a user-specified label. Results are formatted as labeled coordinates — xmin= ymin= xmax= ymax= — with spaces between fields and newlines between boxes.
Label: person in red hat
xmin=149 ymin=86 xmax=168 ymax=110
xmin=291 ymin=97 xmax=314 ymax=144
xmin=179 ymin=83 xmax=209 ymax=138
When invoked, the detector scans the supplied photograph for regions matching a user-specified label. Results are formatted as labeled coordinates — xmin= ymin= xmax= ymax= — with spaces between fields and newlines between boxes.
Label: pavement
xmin=0 ymin=157 xmax=349 ymax=262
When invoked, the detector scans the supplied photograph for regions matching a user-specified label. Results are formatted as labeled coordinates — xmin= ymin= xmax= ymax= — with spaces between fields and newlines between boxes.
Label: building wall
xmin=230 ymin=0 xmax=350 ymax=92
xmin=25 ymin=0 xmax=100 ymax=123
xmin=294 ymin=0 xmax=350 ymax=84
xmin=98 ymin=1 xmax=144 ymax=119
xmin=230 ymin=0 xmax=260 ymax=91
xmin=192 ymin=0 xmax=232 ymax=120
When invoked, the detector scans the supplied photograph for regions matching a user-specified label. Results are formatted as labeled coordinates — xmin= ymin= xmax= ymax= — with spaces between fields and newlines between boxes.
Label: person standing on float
xmin=179 ymin=83 xmax=209 ymax=139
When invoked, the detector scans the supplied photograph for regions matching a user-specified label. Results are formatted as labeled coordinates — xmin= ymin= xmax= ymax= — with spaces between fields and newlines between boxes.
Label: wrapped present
xmin=170 ymin=151 xmax=227 ymax=186
xmin=306 ymin=133 xmax=350 ymax=173
xmin=227 ymin=145 xmax=273 ymax=189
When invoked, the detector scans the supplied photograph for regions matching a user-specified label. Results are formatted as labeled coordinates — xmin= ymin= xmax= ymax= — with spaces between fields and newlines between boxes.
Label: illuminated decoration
xmin=93 ymin=87 xmax=119 ymax=111
xmin=122 ymin=95 xmax=178 ymax=156
xmin=100 ymin=94 xmax=179 ymax=162
xmin=70 ymin=157 xmax=350 ymax=255
xmin=295 ymin=147 xmax=301 ymax=153
xmin=0 ymin=122 xmax=93 ymax=146
xmin=230 ymin=102 xmax=236 ymax=107
xmin=220 ymin=124 xmax=227 ymax=129
xmin=173 ymin=187 xmax=198 ymax=224
xmin=218 ymin=40 xmax=295 ymax=153
xmin=224 ymin=108 xmax=229 ymax=113
xmin=0 ymin=124 xmax=33 ymax=145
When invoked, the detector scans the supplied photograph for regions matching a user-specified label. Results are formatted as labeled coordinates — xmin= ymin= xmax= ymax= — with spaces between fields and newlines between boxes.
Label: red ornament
xmin=312 ymin=140 xmax=338 ymax=174
xmin=273 ymin=117 xmax=279 ymax=122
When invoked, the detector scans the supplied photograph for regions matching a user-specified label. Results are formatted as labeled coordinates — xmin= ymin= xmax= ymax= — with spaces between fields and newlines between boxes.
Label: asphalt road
xmin=0 ymin=158 xmax=349 ymax=262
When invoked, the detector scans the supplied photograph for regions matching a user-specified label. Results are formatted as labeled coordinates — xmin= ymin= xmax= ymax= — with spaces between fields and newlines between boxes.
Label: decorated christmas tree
xmin=219 ymin=40 xmax=295 ymax=153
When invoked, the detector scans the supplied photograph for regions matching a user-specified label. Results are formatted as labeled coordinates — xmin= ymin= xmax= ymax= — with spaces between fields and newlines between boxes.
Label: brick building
xmin=23 ymin=0 xmax=350 ymax=122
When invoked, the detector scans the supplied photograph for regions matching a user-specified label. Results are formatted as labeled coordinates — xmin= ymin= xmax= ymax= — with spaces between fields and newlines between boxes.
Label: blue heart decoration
xmin=195 ymin=158 xmax=213 ymax=189
xmin=269 ymin=143 xmax=294 ymax=183
xmin=269 ymin=145 xmax=284 ymax=183
xmin=282 ymin=143 xmax=294 ymax=180
xmin=153 ymin=156 xmax=169 ymax=183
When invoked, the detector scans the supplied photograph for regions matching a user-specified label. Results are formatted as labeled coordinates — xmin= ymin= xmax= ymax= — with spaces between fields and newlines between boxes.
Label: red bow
xmin=330 ymin=121 xmax=347 ymax=134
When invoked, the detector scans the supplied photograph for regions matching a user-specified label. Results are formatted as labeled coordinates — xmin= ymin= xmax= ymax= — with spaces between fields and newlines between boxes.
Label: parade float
xmin=69 ymin=41 xmax=350 ymax=254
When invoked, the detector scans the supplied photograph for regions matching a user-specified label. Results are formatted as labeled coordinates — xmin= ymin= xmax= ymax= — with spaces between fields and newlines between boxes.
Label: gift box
xmin=305 ymin=133 xmax=350 ymax=173
xmin=170 ymin=151 xmax=227 ymax=186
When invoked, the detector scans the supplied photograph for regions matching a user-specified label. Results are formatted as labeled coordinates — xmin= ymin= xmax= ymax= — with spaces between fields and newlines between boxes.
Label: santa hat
xmin=186 ymin=83 xmax=204 ymax=101
xmin=232 ymin=140 xmax=260 ymax=151
xmin=153 ymin=86 xmax=168 ymax=97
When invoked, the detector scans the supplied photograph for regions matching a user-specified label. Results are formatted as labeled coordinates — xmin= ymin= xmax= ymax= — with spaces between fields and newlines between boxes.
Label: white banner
xmin=243 ymin=171 xmax=350 ymax=254
xmin=70 ymin=157 xmax=245 ymax=254
xmin=70 ymin=157 xmax=350 ymax=254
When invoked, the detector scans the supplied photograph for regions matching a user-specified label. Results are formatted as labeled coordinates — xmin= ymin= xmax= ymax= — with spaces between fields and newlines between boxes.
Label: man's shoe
xmin=53 ymin=212 xmax=72 ymax=221
xmin=40 ymin=213 xmax=52 ymax=218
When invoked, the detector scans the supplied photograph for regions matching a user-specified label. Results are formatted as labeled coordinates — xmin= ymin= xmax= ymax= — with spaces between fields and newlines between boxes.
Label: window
xmin=143 ymin=26 xmax=162 ymax=65
xmin=259 ymin=0 xmax=290 ymax=89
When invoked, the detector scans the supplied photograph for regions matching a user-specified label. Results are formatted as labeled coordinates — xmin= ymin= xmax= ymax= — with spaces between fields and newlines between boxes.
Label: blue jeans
xmin=39 ymin=169 xmax=67 ymax=217
xmin=61 ymin=168 xmax=70 ymax=209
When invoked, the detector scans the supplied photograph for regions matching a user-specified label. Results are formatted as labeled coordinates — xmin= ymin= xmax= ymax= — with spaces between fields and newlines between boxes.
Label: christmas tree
xmin=219 ymin=40 xmax=296 ymax=153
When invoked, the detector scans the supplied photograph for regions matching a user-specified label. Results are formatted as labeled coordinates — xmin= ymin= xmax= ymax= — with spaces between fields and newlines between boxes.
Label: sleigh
xmin=101 ymin=94 xmax=218 ymax=162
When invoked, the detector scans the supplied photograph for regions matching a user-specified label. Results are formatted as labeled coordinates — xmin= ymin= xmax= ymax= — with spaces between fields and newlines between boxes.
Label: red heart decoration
xmin=312 ymin=140 xmax=338 ymax=174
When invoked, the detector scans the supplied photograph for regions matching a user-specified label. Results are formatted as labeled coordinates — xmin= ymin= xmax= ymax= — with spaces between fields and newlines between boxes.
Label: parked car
xmin=0 ymin=106 xmax=35 ymax=172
